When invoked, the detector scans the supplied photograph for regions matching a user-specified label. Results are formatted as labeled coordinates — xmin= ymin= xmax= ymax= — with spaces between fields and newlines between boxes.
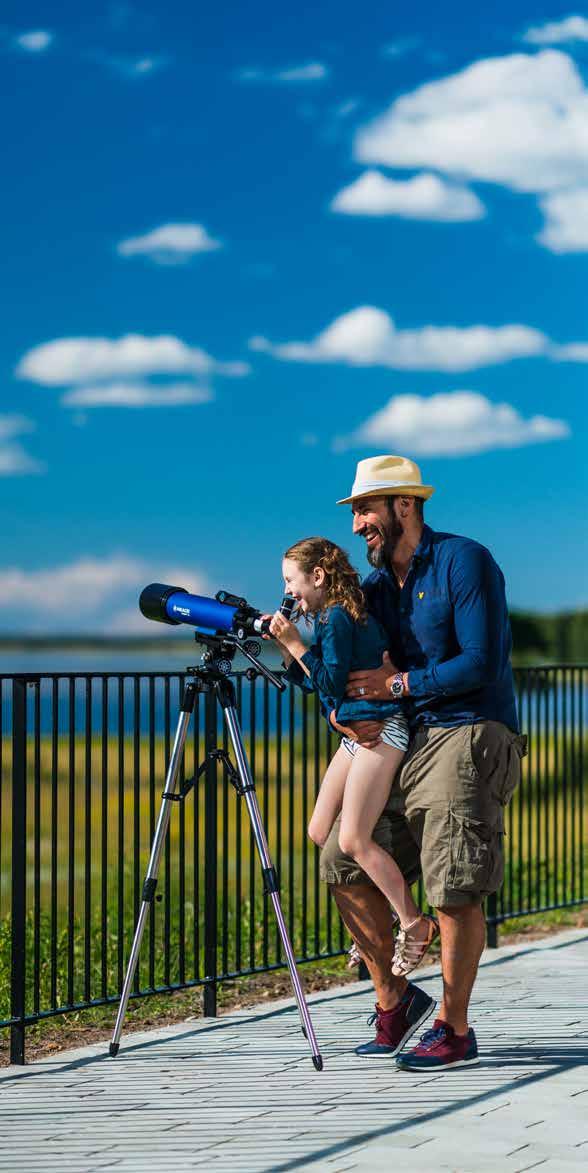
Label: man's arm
xmin=408 ymin=544 xmax=499 ymax=698
xmin=346 ymin=650 xmax=407 ymax=700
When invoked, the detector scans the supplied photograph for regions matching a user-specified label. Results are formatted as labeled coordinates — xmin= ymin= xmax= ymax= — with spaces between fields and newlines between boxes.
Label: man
xmin=321 ymin=454 xmax=526 ymax=1070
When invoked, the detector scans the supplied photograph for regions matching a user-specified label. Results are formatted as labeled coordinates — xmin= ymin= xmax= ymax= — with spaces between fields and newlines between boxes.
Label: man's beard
xmin=366 ymin=513 xmax=403 ymax=568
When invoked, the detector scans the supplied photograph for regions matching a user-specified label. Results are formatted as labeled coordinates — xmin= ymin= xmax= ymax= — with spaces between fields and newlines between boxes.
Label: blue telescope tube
xmin=139 ymin=583 xmax=238 ymax=632
xmin=166 ymin=591 xmax=237 ymax=631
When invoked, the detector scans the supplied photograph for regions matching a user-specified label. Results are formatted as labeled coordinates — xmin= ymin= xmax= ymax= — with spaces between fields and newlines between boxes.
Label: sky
xmin=1 ymin=1 xmax=587 ymax=634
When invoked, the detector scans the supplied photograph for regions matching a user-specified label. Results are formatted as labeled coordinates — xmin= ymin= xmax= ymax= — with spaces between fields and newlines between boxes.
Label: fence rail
xmin=1 ymin=665 xmax=586 ymax=1063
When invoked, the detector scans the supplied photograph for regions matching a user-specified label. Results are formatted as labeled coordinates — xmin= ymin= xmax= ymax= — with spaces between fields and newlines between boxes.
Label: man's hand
xmin=329 ymin=711 xmax=384 ymax=749
xmin=346 ymin=650 xmax=398 ymax=701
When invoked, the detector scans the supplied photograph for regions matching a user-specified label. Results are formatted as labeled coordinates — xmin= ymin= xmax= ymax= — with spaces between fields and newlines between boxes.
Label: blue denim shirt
xmin=286 ymin=604 xmax=403 ymax=725
xmin=362 ymin=524 xmax=519 ymax=732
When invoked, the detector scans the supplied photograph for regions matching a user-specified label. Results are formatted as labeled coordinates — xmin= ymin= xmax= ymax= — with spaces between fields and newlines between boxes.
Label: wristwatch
xmin=390 ymin=672 xmax=404 ymax=700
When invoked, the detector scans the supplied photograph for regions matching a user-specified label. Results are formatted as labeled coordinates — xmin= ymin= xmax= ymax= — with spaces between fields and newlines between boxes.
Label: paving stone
xmin=1 ymin=929 xmax=587 ymax=1172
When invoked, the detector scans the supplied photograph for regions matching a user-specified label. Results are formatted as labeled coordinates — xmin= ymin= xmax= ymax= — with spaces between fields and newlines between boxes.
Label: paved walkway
xmin=2 ymin=929 xmax=588 ymax=1172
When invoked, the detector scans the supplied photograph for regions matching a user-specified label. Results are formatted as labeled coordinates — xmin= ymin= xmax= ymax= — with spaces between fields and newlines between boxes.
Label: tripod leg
xmin=109 ymin=683 xmax=196 ymax=1056
xmin=222 ymin=701 xmax=323 ymax=1070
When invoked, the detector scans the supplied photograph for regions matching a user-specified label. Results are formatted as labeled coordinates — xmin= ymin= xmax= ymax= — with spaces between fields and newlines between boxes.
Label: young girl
xmin=269 ymin=537 xmax=438 ymax=978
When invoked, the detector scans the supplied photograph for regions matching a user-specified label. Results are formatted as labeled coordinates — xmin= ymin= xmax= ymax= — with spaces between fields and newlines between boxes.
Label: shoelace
xmin=367 ymin=1011 xmax=379 ymax=1028
xmin=418 ymin=1025 xmax=448 ymax=1052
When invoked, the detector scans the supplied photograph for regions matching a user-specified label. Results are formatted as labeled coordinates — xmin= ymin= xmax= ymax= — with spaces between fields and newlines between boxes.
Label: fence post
xmin=10 ymin=678 xmax=27 ymax=1065
xmin=486 ymin=892 xmax=498 ymax=948
xmin=203 ymin=687 xmax=218 ymax=1016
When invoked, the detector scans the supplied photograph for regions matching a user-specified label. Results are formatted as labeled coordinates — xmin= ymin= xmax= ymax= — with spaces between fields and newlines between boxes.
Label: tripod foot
xmin=109 ymin=1042 xmax=120 ymax=1058
xmin=312 ymin=1054 xmax=323 ymax=1071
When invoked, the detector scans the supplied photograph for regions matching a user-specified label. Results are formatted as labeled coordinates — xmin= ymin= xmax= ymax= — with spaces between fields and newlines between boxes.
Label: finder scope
xmin=139 ymin=583 xmax=296 ymax=639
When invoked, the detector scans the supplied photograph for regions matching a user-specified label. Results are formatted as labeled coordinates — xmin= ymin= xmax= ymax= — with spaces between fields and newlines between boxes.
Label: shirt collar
xmin=369 ymin=523 xmax=434 ymax=584
xmin=412 ymin=523 xmax=434 ymax=567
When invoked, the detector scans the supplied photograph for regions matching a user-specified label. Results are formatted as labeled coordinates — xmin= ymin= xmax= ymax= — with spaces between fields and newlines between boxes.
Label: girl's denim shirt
xmin=286 ymin=604 xmax=403 ymax=724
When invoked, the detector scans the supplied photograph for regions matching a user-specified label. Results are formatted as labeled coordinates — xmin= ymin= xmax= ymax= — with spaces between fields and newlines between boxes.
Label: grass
xmin=1 ymin=713 xmax=586 ymax=1061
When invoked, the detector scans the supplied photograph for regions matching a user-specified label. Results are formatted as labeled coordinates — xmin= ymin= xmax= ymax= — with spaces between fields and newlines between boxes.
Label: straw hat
xmin=337 ymin=455 xmax=434 ymax=505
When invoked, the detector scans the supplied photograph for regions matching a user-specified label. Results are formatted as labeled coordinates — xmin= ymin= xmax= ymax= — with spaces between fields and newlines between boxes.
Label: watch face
xmin=391 ymin=675 xmax=403 ymax=698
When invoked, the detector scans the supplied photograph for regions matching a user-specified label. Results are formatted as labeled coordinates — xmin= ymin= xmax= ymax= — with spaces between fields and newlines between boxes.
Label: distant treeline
xmin=0 ymin=611 xmax=586 ymax=664
xmin=510 ymin=610 xmax=588 ymax=663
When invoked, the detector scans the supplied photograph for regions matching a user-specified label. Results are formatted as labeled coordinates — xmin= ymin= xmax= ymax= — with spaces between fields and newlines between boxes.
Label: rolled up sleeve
xmin=283 ymin=659 xmax=314 ymax=692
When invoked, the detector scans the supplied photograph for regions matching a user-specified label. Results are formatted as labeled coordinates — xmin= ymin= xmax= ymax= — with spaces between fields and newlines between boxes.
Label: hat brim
xmin=336 ymin=484 xmax=435 ymax=506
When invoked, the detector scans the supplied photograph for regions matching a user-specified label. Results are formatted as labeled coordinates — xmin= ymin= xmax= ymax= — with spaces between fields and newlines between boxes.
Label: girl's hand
xmin=269 ymin=611 xmax=305 ymax=657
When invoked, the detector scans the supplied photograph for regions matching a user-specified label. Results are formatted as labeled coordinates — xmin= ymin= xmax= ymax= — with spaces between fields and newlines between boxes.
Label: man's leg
xmin=436 ymin=903 xmax=486 ymax=1035
xmin=320 ymin=805 xmax=435 ymax=1056
xmin=331 ymin=882 xmax=406 ymax=1010
xmin=396 ymin=722 xmax=522 ymax=1070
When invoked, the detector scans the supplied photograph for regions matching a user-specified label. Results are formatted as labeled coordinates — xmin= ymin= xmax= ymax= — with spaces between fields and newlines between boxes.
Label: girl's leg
xmin=338 ymin=743 xmax=422 ymax=928
xmin=307 ymin=744 xmax=350 ymax=848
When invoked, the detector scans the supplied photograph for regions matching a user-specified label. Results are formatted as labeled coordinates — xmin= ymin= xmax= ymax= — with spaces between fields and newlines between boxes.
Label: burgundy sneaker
xmin=355 ymin=982 xmax=436 ymax=1057
xmin=396 ymin=1018 xmax=479 ymax=1070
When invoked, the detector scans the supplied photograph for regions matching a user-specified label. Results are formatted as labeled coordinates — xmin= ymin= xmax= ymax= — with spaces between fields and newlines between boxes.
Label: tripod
xmin=109 ymin=633 xmax=323 ymax=1070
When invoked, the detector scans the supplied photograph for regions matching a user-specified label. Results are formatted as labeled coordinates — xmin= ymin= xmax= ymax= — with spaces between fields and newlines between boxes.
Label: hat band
xmin=350 ymin=479 xmax=422 ymax=496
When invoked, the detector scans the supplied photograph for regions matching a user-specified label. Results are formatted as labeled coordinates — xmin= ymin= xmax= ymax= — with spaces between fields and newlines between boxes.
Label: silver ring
xmin=358 ymin=687 xmax=366 ymax=696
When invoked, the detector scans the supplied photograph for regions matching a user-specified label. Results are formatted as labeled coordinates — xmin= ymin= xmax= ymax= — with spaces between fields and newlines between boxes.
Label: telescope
xmin=139 ymin=583 xmax=295 ymax=639
xmin=110 ymin=581 xmax=323 ymax=1070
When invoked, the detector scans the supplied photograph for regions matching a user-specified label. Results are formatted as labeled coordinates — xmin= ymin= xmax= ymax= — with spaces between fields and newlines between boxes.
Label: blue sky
xmin=1 ymin=1 xmax=587 ymax=633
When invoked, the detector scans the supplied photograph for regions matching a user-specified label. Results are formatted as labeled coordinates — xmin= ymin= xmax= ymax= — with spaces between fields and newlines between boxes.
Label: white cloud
xmin=93 ymin=52 xmax=170 ymax=78
xmin=333 ymin=99 xmax=360 ymax=119
xmin=15 ymin=30 xmax=53 ymax=52
xmin=60 ymin=383 xmax=213 ymax=408
xmin=17 ymin=334 xmax=249 ymax=386
xmin=331 ymin=170 xmax=485 ymax=221
xmin=0 ymin=415 xmax=44 ymax=476
xmin=556 ymin=341 xmax=588 ymax=360
xmin=117 ymin=222 xmax=222 ymax=264
xmin=537 ymin=187 xmax=588 ymax=251
xmin=250 ymin=306 xmax=556 ymax=372
xmin=277 ymin=62 xmax=327 ymax=82
xmin=0 ymin=554 xmax=209 ymax=633
xmin=237 ymin=62 xmax=328 ymax=84
xmin=381 ymin=37 xmax=421 ymax=59
xmin=523 ymin=16 xmax=588 ymax=45
xmin=61 ymin=382 xmax=213 ymax=408
xmin=355 ymin=50 xmax=588 ymax=195
xmin=334 ymin=391 xmax=570 ymax=456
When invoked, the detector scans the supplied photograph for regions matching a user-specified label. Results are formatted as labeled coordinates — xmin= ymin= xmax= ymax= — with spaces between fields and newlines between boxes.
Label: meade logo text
xmin=172 ymin=605 xmax=190 ymax=616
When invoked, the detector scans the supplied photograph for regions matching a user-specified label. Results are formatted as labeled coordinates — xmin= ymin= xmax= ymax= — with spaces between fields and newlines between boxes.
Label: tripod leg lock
xmin=262 ymin=866 xmax=279 ymax=895
xmin=142 ymin=877 xmax=158 ymax=902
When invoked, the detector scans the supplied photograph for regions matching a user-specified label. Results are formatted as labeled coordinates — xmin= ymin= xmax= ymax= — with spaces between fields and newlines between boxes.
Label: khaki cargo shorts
xmin=319 ymin=721 xmax=527 ymax=908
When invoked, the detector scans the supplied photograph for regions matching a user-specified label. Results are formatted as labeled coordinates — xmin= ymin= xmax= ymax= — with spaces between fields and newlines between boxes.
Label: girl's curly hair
xmin=284 ymin=537 xmax=367 ymax=624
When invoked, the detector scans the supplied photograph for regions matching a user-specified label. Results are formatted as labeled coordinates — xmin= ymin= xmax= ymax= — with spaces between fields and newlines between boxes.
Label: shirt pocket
xmin=418 ymin=596 xmax=452 ymax=641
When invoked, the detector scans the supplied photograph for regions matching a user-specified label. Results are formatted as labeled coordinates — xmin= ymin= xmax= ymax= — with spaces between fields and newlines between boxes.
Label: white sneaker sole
xmin=398 ymin=1054 xmax=480 ymax=1071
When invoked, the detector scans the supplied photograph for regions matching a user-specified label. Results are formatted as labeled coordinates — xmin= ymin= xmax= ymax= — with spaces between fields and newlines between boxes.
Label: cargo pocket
xmin=448 ymin=805 xmax=503 ymax=897
xmin=499 ymin=733 xmax=528 ymax=806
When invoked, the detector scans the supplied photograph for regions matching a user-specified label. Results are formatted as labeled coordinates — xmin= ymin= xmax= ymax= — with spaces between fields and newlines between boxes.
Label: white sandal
xmin=391 ymin=914 xmax=439 ymax=977
xmin=347 ymin=942 xmax=362 ymax=969
xmin=347 ymin=910 xmax=400 ymax=969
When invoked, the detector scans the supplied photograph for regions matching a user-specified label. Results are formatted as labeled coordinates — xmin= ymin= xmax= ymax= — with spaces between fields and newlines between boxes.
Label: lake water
xmin=0 ymin=645 xmax=299 ymax=739
xmin=0 ymin=644 xmax=285 ymax=675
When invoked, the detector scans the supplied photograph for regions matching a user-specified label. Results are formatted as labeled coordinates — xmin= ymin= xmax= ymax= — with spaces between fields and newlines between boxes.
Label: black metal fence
xmin=1 ymin=665 xmax=586 ymax=1064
